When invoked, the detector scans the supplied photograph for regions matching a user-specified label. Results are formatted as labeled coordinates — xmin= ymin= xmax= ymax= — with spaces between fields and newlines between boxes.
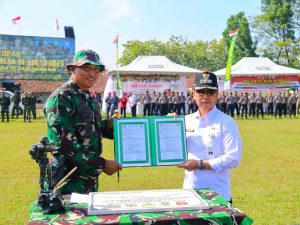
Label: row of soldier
xmin=0 ymin=91 xmax=37 ymax=122
xmin=217 ymin=91 xmax=298 ymax=119
xmin=104 ymin=90 xmax=199 ymax=118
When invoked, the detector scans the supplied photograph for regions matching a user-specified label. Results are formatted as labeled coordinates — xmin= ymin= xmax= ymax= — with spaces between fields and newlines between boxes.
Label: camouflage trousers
xmin=1 ymin=108 xmax=9 ymax=122
xmin=45 ymin=156 xmax=101 ymax=194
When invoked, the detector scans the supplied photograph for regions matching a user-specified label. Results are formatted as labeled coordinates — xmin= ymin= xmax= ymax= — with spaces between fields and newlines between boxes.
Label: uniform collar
xmin=193 ymin=106 xmax=218 ymax=121
xmin=68 ymin=79 xmax=91 ymax=95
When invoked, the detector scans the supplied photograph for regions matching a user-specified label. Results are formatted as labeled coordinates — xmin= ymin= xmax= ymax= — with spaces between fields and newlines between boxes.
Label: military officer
xmin=44 ymin=49 xmax=122 ymax=194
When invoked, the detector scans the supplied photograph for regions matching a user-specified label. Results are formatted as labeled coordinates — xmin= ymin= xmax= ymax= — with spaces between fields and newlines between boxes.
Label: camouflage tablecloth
xmin=28 ymin=189 xmax=253 ymax=225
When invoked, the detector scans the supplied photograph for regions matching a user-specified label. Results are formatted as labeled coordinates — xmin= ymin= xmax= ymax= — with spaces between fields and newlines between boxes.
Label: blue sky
xmin=0 ymin=0 xmax=261 ymax=69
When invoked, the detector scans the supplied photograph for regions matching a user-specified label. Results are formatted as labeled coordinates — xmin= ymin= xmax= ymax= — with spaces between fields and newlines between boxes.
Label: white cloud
xmin=99 ymin=0 xmax=138 ymax=25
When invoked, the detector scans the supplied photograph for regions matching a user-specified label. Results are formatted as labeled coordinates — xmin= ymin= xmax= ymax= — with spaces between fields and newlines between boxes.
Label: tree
xmin=119 ymin=36 xmax=228 ymax=72
xmin=223 ymin=12 xmax=257 ymax=65
xmin=253 ymin=0 xmax=299 ymax=68
xmin=119 ymin=39 xmax=165 ymax=65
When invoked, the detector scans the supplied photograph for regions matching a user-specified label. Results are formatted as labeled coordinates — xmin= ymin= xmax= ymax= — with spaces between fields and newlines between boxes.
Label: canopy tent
xmin=102 ymin=56 xmax=201 ymax=112
xmin=214 ymin=57 xmax=300 ymax=92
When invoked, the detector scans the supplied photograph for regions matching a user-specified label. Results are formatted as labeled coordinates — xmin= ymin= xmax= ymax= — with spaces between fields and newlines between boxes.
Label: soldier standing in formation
xmin=179 ymin=92 xmax=186 ymax=115
xmin=0 ymin=93 xmax=11 ymax=122
xmin=173 ymin=92 xmax=181 ymax=115
xmin=266 ymin=93 xmax=274 ymax=116
xmin=142 ymin=90 xmax=151 ymax=116
xmin=30 ymin=93 xmax=37 ymax=120
xmin=248 ymin=92 xmax=256 ymax=118
xmin=274 ymin=92 xmax=282 ymax=118
xmin=186 ymin=92 xmax=194 ymax=114
xmin=239 ymin=92 xmax=248 ymax=119
xmin=255 ymin=92 xmax=264 ymax=118
xmin=154 ymin=92 xmax=160 ymax=116
xmin=12 ymin=91 xmax=21 ymax=119
xmin=22 ymin=92 xmax=32 ymax=122
xmin=281 ymin=92 xmax=288 ymax=117
xmin=150 ymin=91 xmax=157 ymax=116
xmin=159 ymin=91 xmax=168 ymax=116
xmin=219 ymin=92 xmax=227 ymax=113
xmin=168 ymin=92 xmax=174 ymax=113
xmin=288 ymin=92 xmax=297 ymax=118
xmin=233 ymin=91 xmax=240 ymax=118
xmin=110 ymin=91 xmax=119 ymax=117
xmin=104 ymin=92 xmax=111 ymax=119
xmin=225 ymin=92 xmax=234 ymax=117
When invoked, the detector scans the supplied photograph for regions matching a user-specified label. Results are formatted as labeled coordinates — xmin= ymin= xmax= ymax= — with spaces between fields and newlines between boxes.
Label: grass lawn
xmin=0 ymin=114 xmax=299 ymax=224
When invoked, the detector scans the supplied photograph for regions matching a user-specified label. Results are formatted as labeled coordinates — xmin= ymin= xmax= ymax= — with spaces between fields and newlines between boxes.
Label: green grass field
xmin=0 ymin=114 xmax=299 ymax=224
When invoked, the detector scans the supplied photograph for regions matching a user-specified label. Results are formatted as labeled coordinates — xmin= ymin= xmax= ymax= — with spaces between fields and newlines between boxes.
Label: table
xmin=28 ymin=189 xmax=253 ymax=225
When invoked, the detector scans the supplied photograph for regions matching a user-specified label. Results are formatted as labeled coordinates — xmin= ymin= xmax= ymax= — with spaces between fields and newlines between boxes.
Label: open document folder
xmin=113 ymin=116 xmax=187 ymax=167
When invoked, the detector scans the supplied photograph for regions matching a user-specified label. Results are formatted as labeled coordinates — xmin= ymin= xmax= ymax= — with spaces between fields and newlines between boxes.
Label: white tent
xmin=214 ymin=57 xmax=300 ymax=92
xmin=102 ymin=56 xmax=201 ymax=113
xmin=115 ymin=55 xmax=202 ymax=75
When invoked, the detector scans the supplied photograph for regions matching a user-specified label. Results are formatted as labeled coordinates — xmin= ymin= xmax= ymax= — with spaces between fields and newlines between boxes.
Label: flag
xmin=112 ymin=34 xmax=119 ymax=44
xmin=11 ymin=16 xmax=21 ymax=24
xmin=55 ymin=18 xmax=60 ymax=30
xmin=113 ymin=34 xmax=122 ymax=95
xmin=229 ymin=29 xmax=239 ymax=37
xmin=224 ymin=30 xmax=239 ymax=90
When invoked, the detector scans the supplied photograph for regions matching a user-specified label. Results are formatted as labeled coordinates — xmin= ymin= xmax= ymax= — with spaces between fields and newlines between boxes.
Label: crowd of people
xmin=0 ymin=91 xmax=38 ymax=122
xmin=103 ymin=89 xmax=299 ymax=119
xmin=217 ymin=91 xmax=298 ymax=119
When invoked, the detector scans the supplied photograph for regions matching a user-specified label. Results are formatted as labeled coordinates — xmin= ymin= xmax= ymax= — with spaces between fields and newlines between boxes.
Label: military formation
xmin=216 ymin=91 xmax=299 ymax=119
xmin=0 ymin=91 xmax=37 ymax=122
xmin=102 ymin=89 xmax=300 ymax=119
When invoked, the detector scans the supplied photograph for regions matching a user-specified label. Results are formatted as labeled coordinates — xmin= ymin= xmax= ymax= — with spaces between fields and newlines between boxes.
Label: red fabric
xmin=12 ymin=16 xmax=21 ymax=23
xmin=112 ymin=34 xmax=119 ymax=44
xmin=120 ymin=97 xmax=128 ymax=108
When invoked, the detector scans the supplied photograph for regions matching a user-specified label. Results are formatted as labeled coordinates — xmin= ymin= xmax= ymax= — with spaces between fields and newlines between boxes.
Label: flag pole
xmin=113 ymin=34 xmax=122 ymax=97
xmin=224 ymin=29 xmax=239 ymax=92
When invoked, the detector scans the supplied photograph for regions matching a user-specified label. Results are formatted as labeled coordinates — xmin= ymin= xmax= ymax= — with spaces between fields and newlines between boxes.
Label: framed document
xmin=113 ymin=116 xmax=187 ymax=167
xmin=88 ymin=189 xmax=210 ymax=215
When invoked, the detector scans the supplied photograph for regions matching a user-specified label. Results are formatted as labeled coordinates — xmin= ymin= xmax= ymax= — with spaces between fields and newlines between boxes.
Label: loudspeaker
xmin=64 ymin=26 xmax=75 ymax=39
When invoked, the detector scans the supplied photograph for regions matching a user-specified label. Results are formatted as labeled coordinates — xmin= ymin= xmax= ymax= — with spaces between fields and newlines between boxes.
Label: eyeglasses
xmin=195 ymin=89 xmax=217 ymax=97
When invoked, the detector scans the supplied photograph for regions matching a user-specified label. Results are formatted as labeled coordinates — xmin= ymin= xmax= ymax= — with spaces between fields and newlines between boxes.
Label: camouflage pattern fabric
xmin=44 ymin=79 xmax=113 ymax=194
xmin=28 ymin=189 xmax=253 ymax=225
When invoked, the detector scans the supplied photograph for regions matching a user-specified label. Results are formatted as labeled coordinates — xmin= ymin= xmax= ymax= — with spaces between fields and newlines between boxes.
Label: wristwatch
xmin=198 ymin=160 xmax=205 ymax=170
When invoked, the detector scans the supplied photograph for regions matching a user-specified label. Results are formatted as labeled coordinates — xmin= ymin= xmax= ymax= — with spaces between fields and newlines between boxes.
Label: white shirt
xmin=184 ymin=106 xmax=242 ymax=201
xmin=128 ymin=95 xmax=138 ymax=107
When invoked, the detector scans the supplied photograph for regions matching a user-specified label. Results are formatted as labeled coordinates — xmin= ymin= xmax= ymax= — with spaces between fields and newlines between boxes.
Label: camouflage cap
xmin=66 ymin=49 xmax=105 ymax=72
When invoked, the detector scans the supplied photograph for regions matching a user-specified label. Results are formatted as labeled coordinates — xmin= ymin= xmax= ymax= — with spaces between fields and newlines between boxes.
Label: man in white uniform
xmin=177 ymin=72 xmax=242 ymax=203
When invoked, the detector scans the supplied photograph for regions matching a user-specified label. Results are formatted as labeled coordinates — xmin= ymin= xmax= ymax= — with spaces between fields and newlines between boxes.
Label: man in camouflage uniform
xmin=0 ymin=93 xmax=11 ymax=122
xmin=30 ymin=93 xmax=37 ymax=120
xmin=12 ymin=91 xmax=21 ymax=119
xmin=44 ymin=49 xmax=122 ymax=194
xmin=22 ymin=92 xmax=32 ymax=122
